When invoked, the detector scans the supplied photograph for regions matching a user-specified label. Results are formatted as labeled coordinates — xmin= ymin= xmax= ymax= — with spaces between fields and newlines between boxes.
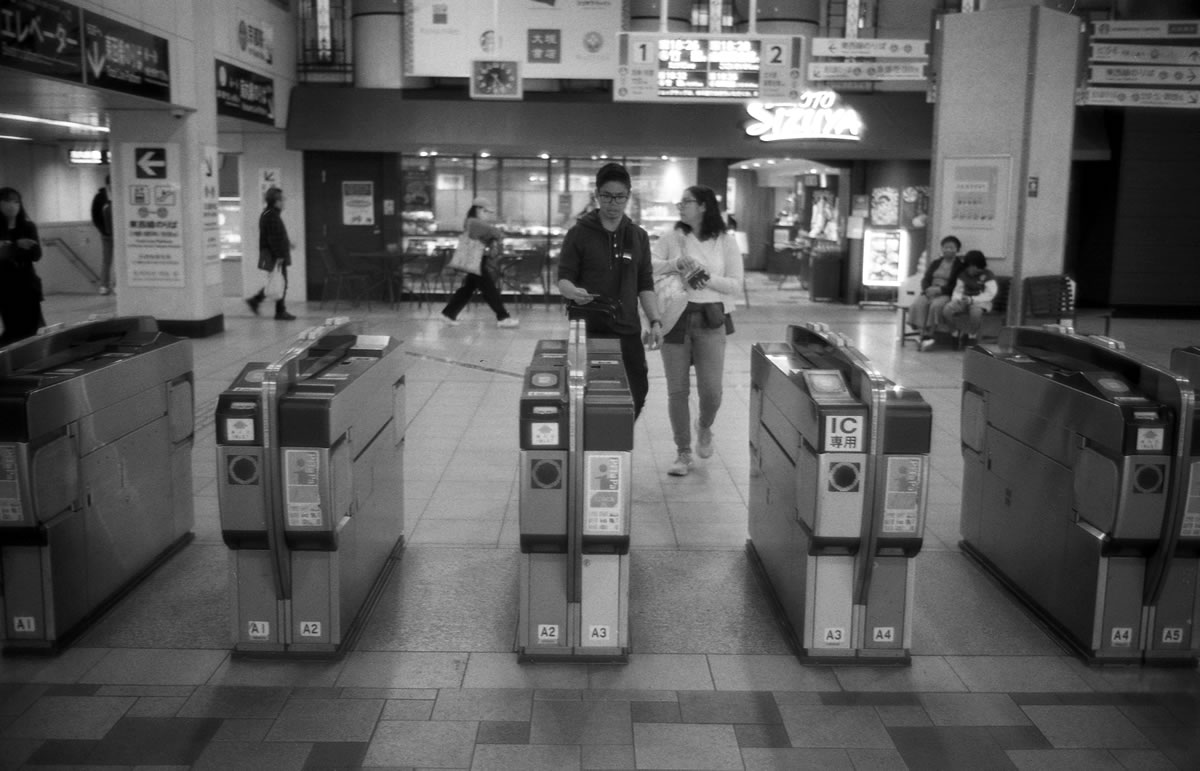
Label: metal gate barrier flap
xmin=0 ymin=316 xmax=194 ymax=653
xmin=217 ymin=319 xmax=405 ymax=657
xmin=517 ymin=321 xmax=633 ymax=661
xmin=961 ymin=326 xmax=1196 ymax=665
xmin=748 ymin=323 xmax=931 ymax=664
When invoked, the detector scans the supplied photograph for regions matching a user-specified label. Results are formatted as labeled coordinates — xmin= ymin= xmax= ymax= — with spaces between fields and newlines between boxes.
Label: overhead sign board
xmin=1079 ymin=86 xmax=1200 ymax=109
xmin=615 ymin=32 xmax=805 ymax=103
xmin=1089 ymin=64 xmax=1200 ymax=86
xmin=82 ymin=10 xmax=170 ymax=101
xmin=809 ymin=61 xmax=926 ymax=81
xmin=744 ymin=93 xmax=864 ymax=143
xmin=215 ymin=59 xmax=275 ymax=125
xmin=1092 ymin=20 xmax=1200 ymax=39
xmin=0 ymin=0 xmax=83 ymax=81
xmin=1090 ymin=43 xmax=1200 ymax=65
xmin=811 ymin=37 xmax=927 ymax=59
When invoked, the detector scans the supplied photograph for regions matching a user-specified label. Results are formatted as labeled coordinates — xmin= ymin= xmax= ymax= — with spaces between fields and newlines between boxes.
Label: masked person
xmin=0 ymin=187 xmax=45 ymax=346
xmin=557 ymin=162 xmax=663 ymax=418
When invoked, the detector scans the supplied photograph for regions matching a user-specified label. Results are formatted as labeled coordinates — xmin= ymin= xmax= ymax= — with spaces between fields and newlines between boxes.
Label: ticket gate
xmin=517 ymin=320 xmax=633 ymax=660
xmin=0 ymin=317 xmax=194 ymax=652
xmin=216 ymin=320 xmax=405 ymax=656
xmin=961 ymin=326 xmax=1195 ymax=664
xmin=748 ymin=323 xmax=931 ymax=663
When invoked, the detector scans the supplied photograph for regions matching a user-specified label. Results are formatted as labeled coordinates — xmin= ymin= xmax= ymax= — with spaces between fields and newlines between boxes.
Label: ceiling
xmin=0 ymin=67 xmax=184 ymax=146
xmin=731 ymin=157 xmax=843 ymax=187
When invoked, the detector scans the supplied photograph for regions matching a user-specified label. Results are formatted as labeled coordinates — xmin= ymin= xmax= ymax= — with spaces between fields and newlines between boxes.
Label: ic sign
xmin=134 ymin=147 xmax=167 ymax=179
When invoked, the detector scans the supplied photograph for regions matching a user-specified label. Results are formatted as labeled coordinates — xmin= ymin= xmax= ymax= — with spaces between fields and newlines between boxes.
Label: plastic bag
xmin=263 ymin=268 xmax=286 ymax=300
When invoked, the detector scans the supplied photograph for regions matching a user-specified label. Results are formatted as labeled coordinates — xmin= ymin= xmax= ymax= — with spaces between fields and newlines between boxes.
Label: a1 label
xmin=248 ymin=620 xmax=270 ymax=640
xmin=872 ymin=626 xmax=895 ymax=643
xmin=1161 ymin=627 xmax=1184 ymax=644
xmin=12 ymin=616 xmax=35 ymax=633
xmin=1111 ymin=627 xmax=1133 ymax=647
xmin=589 ymin=625 xmax=610 ymax=641
xmin=537 ymin=624 xmax=559 ymax=643
xmin=822 ymin=627 xmax=847 ymax=646
xmin=299 ymin=621 xmax=322 ymax=637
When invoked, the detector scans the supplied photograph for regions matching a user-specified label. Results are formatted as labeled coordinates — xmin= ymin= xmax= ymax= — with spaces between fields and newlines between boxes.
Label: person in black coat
xmin=90 ymin=176 xmax=114 ymax=294
xmin=0 ymin=187 xmax=45 ymax=346
xmin=245 ymin=186 xmax=296 ymax=320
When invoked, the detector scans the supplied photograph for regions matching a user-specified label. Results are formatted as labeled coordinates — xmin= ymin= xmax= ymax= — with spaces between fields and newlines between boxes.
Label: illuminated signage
xmin=616 ymin=33 xmax=804 ymax=103
xmin=657 ymin=38 xmax=762 ymax=99
xmin=744 ymin=93 xmax=864 ymax=142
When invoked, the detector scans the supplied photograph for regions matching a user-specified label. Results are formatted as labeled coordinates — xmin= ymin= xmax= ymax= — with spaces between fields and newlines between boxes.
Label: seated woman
xmin=942 ymin=250 xmax=998 ymax=346
xmin=910 ymin=235 xmax=964 ymax=349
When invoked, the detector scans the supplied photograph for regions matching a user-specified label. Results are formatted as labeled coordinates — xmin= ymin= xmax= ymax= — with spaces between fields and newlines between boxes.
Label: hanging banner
xmin=122 ymin=142 xmax=185 ymax=287
xmin=0 ymin=0 xmax=84 ymax=81
xmin=407 ymin=0 xmax=622 ymax=80
xmin=82 ymin=10 xmax=170 ymax=101
xmin=616 ymin=33 xmax=805 ymax=103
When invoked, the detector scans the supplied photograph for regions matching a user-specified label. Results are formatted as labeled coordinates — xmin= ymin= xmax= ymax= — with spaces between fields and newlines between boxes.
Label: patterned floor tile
xmin=707 ymin=654 xmax=840 ymax=692
xmin=0 ymin=694 xmax=134 ymax=740
xmin=362 ymin=719 xmax=478 ymax=767
xmin=632 ymin=723 xmax=743 ymax=770
xmin=1005 ymin=748 xmax=1125 ymax=770
xmin=630 ymin=700 xmax=680 ymax=723
xmin=75 ymin=715 xmax=222 ymax=765
xmin=177 ymin=685 xmax=291 ymax=718
xmin=471 ymin=743 xmax=581 ymax=770
xmin=888 ymin=726 xmax=1020 ymax=770
xmin=734 ymin=722 xmax=792 ymax=748
xmin=192 ymin=739 xmax=314 ymax=771
xmin=476 ymin=719 xmax=531 ymax=744
xmin=778 ymin=704 xmax=893 ymax=749
xmin=740 ymin=747 xmax=856 ymax=770
xmin=1022 ymin=705 xmax=1154 ymax=749
xmin=918 ymin=692 xmax=1031 ymax=726
xmin=528 ymin=699 xmax=632 ymax=745
xmin=677 ymin=690 xmax=782 ymax=724
xmin=432 ymin=688 xmax=532 ymax=721
xmin=580 ymin=742 xmax=635 ymax=770
xmin=264 ymin=697 xmax=384 ymax=743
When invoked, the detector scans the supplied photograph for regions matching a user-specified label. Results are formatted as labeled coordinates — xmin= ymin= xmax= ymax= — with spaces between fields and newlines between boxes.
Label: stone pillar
xmin=741 ymin=0 xmax=819 ymax=36
xmin=930 ymin=5 xmax=1080 ymax=326
xmin=352 ymin=0 xmax=425 ymax=88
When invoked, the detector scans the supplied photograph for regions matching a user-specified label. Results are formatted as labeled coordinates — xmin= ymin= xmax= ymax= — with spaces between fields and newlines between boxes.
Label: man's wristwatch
xmin=649 ymin=319 xmax=662 ymax=328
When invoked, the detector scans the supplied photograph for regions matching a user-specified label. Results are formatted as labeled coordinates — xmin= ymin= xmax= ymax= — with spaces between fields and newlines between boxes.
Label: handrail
xmin=42 ymin=236 xmax=101 ymax=286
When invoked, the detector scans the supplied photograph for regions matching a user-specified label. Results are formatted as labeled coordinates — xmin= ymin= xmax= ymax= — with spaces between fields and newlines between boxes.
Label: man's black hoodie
xmin=557 ymin=210 xmax=653 ymax=336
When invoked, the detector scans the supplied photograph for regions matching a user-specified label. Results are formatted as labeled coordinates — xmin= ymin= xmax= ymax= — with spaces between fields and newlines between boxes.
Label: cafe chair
xmin=396 ymin=248 xmax=451 ymax=308
xmin=498 ymin=250 xmax=548 ymax=309
xmin=316 ymin=243 xmax=371 ymax=311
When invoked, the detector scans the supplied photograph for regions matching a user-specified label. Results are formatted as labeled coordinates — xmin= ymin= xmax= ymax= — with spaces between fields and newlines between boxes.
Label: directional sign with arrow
xmin=135 ymin=148 xmax=168 ymax=179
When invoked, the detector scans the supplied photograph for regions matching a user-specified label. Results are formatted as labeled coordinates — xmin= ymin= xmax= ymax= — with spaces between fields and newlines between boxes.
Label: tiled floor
xmin=1 ymin=275 xmax=1198 ymax=770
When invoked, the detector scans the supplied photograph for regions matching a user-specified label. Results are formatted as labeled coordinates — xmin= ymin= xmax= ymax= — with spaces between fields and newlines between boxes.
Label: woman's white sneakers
xmin=667 ymin=451 xmax=694 ymax=477
xmin=497 ymin=318 xmax=520 ymax=328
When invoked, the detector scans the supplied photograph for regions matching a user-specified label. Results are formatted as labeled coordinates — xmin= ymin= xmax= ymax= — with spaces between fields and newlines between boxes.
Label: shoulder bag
xmin=448 ymin=233 xmax=484 ymax=276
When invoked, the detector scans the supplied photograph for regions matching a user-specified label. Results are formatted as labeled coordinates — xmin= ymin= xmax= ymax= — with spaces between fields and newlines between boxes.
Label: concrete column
xmin=109 ymin=0 xmax=224 ymax=336
xmin=352 ymin=0 xmax=410 ymax=88
xmin=746 ymin=0 xmax=819 ymax=36
xmin=930 ymin=5 xmax=1080 ymax=326
xmin=629 ymin=0 xmax=693 ymax=32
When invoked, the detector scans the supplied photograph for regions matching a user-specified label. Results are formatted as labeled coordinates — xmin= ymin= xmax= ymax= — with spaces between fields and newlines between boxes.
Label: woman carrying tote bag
xmin=441 ymin=196 xmax=518 ymax=328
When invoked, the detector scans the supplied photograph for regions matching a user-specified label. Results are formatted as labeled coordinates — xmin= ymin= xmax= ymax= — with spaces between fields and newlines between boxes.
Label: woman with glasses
xmin=557 ymin=163 xmax=663 ymax=418
xmin=442 ymin=196 xmax=519 ymax=328
xmin=651 ymin=185 xmax=743 ymax=477
xmin=0 ymin=187 xmax=45 ymax=346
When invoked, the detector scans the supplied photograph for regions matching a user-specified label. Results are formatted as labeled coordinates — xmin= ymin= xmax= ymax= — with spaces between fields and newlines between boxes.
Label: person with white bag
xmin=441 ymin=197 xmax=518 ymax=328
xmin=651 ymin=185 xmax=743 ymax=477
xmin=246 ymin=186 xmax=296 ymax=321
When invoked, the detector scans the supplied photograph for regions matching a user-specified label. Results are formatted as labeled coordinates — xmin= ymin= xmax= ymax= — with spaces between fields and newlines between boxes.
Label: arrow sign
xmin=135 ymin=147 xmax=167 ymax=178
xmin=86 ymin=41 xmax=106 ymax=78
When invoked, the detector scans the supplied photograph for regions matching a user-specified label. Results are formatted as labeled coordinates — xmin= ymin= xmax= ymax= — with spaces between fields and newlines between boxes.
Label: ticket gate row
xmin=748 ymin=323 xmax=931 ymax=663
xmin=961 ymin=326 xmax=1199 ymax=665
xmin=0 ymin=317 xmax=194 ymax=652
xmin=517 ymin=320 xmax=633 ymax=660
xmin=216 ymin=319 xmax=405 ymax=656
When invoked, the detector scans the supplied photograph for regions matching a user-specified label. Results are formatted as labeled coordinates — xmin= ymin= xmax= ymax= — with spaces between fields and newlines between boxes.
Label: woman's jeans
xmin=661 ymin=312 xmax=726 ymax=453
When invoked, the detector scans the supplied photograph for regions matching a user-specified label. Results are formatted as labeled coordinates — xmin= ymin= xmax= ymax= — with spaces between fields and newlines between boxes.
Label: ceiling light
xmin=0 ymin=135 xmax=33 ymax=142
xmin=0 ymin=112 xmax=109 ymax=133
xmin=479 ymin=151 xmax=491 ymax=158
xmin=538 ymin=153 xmax=550 ymax=160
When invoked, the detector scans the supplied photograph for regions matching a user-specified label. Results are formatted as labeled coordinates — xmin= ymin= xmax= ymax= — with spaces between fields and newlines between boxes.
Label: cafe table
xmin=349 ymin=250 xmax=419 ymax=306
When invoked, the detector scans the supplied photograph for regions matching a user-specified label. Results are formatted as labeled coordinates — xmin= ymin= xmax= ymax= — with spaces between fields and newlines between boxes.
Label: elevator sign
xmin=824 ymin=415 xmax=863 ymax=452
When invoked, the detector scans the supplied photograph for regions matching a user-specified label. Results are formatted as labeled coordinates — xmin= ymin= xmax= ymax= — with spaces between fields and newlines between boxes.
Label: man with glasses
xmin=557 ymin=162 xmax=664 ymax=418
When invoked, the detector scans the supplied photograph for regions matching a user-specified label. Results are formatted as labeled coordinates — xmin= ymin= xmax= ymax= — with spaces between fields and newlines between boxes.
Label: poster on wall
xmin=900 ymin=186 xmax=930 ymax=228
xmin=201 ymin=145 xmax=220 ymax=267
xmin=342 ymin=181 xmax=375 ymax=226
xmin=862 ymin=227 xmax=908 ymax=288
xmin=940 ymin=156 xmax=1011 ymax=260
xmin=870 ymin=187 xmax=899 ymax=226
xmin=259 ymin=168 xmax=282 ymax=201
xmin=407 ymin=0 xmax=621 ymax=80
xmin=122 ymin=142 xmax=185 ymax=287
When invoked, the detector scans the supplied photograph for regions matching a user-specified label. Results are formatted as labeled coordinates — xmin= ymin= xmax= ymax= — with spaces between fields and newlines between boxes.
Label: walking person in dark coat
xmin=0 ymin=187 xmax=45 ymax=346
xmin=246 ymin=186 xmax=297 ymax=320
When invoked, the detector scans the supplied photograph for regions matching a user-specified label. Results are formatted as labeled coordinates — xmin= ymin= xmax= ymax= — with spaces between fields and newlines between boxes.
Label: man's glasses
xmin=596 ymin=192 xmax=629 ymax=204
xmin=677 ymin=198 xmax=698 ymax=207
